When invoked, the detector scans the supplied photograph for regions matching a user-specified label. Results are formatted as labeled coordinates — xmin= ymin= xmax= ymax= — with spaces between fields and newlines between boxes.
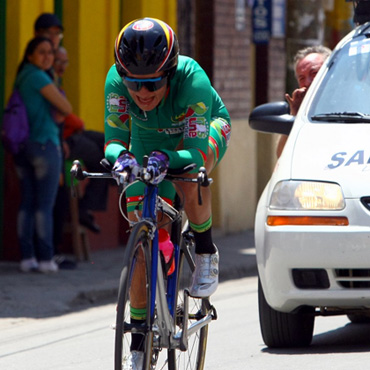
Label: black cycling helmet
xmin=114 ymin=17 xmax=179 ymax=78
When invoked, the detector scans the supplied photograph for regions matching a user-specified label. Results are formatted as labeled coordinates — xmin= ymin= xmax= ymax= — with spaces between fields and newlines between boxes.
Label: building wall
xmin=212 ymin=0 xmax=258 ymax=231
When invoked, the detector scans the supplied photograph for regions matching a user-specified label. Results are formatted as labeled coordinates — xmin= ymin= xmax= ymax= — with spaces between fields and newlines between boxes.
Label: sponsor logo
xmin=133 ymin=20 xmax=154 ymax=31
xmin=106 ymin=114 xmax=129 ymax=131
xmin=173 ymin=102 xmax=209 ymax=122
xmin=106 ymin=93 xmax=128 ymax=113
xmin=185 ymin=117 xmax=208 ymax=139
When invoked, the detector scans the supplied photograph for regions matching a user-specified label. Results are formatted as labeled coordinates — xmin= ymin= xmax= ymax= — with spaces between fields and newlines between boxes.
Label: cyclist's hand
xmin=112 ymin=151 xmax=139 ymax=183
xmin=146 ymin=150 xmax=169 ymax=184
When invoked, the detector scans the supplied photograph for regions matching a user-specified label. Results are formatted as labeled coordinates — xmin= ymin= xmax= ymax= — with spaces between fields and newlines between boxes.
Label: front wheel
xmin=258 ymin=278 xmax=315 ymax=348
xmin=167 ymin=248 xmax=209 ymax=370
xmin=114 ymin=222 xmax=153 ymax=370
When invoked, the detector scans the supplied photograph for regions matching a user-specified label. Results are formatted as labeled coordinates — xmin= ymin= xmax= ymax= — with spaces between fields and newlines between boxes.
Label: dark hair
xmin=17 ymin=36 xmax=54 ymax=75
xmin=34 ymin=13 xmax=63 ymax=31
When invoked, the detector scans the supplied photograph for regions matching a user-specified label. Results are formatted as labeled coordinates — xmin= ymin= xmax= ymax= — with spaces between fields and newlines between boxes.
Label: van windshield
xmin=309 ymin=35 xmax=370 ymax=120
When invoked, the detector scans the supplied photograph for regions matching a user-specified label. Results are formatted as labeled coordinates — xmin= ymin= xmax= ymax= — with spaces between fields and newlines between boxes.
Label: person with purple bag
xmin=12 ymin=36 xmax=72 ymax=273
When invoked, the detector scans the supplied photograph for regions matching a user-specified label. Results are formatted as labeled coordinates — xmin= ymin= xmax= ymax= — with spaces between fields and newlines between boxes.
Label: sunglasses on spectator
xmin=122 ymin=75 xmax=168 ymax=92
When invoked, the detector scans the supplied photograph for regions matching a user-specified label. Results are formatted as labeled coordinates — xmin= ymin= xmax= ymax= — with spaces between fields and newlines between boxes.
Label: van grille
xmin=335 ymin=269 xmax=370 ymax=288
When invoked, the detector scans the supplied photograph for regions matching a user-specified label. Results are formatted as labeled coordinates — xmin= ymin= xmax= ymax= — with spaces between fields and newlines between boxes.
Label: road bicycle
xmin=70 ymin=157 xmax=218 ymax=370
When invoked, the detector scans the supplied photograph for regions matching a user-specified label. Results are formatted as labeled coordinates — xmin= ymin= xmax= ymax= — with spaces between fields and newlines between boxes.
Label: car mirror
xmin=249 ymin=101 xmax=295 ymax=135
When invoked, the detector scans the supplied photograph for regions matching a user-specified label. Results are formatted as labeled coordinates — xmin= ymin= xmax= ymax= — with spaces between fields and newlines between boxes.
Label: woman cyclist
xmin=104 ymin=17 xmax=231 ymax=369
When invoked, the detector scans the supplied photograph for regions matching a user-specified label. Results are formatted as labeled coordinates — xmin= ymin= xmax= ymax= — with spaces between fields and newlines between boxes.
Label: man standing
xmin=34 ymin=13 xmax=64 ymax=51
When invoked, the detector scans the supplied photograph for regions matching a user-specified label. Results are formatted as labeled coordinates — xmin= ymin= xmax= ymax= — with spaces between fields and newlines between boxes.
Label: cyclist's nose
xmin=137 ymin=86 xmax=152 ymax=95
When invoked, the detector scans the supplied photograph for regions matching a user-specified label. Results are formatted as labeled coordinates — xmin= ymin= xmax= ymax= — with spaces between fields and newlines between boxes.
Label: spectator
xmin=13 ymin=37 xmax=72 ymax=273
xmin=276 ymin=45 xmax=332 ymax=158
xmin=34 ymin=13 xmax=64 ymax=51
xmin=53 ymin=46 xmax=108 ymax=233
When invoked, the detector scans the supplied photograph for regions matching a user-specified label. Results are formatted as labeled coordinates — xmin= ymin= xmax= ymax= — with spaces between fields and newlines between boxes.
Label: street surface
xmin=1 ymin=276 xmax=370 ymax=369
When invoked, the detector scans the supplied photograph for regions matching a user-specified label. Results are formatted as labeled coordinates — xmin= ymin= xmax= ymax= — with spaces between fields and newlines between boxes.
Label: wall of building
xmin=212 ymin=0 xmax=258 ymax=231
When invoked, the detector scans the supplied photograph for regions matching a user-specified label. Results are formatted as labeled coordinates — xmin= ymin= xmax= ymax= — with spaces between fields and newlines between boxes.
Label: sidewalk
xmin=0 ymin=229 xmax=256 ymax=319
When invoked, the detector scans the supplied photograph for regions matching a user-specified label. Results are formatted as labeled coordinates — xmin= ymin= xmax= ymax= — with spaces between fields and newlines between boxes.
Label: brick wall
xmin=214 ymin=0 xmax=253 ymax=119
xmin=268 ymin=38 xmax=286 ymax=102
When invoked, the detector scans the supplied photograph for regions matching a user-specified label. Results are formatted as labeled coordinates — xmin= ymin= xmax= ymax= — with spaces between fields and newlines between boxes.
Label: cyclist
xmin=104 ymin=17 xmax=231 ymax=368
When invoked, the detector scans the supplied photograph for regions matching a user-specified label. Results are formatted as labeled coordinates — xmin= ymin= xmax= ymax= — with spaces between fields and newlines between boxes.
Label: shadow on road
xmin=261 ymin=322 xmax=370 ymax=354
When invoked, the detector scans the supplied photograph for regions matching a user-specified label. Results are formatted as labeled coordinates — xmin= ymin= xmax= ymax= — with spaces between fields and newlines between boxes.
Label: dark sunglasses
xmin=122 ymin=75 xmax=168 ymax=92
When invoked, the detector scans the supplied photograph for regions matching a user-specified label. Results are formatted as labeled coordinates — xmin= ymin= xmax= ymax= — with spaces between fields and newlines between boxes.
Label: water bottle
xmin=158 ymin=228 xmax=175 ymax=275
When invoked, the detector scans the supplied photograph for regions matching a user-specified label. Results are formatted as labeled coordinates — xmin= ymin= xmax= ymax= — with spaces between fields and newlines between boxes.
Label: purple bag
xmin=1 ymin=89 xmax=29 ymax=154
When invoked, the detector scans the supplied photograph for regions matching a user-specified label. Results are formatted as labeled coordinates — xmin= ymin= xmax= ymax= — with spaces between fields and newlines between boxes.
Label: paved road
xmin=0 ymin=229 xmax=256 ymax=319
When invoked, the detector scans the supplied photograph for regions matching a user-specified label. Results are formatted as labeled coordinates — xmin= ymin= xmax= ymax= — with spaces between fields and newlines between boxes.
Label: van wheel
xmin=258 ymin=278 xmax=315 ymax=348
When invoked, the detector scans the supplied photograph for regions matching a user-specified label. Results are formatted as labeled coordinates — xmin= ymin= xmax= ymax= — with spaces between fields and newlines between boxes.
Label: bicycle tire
xmin=167 ymin=245 xmax=209 ymax=370
xmin=114 ymin=221 xmax=154 ymax=370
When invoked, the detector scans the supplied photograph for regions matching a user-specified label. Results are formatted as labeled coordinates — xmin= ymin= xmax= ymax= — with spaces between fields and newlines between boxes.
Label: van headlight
xmin=269 ymin=180 xmax=345 ymax=210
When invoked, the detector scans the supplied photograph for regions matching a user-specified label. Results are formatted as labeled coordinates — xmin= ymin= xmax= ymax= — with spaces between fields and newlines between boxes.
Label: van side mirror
xmin=249 ymin=101 xmax=295 ymax=135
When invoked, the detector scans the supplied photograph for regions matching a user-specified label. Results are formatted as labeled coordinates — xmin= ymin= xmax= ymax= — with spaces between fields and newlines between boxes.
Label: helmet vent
xmin=139 ymin=36 xmax=145 ymax=53
xmin=153 ymin=36 xmax=163 ymax=48
xmin=146 ymin=54 xmax=156 ymax=67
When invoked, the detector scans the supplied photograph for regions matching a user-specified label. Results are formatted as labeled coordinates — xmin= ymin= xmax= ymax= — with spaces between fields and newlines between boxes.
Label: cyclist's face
xmin=126 ymin=72 xmax=167 ymax=112
xmin=28 ymin=41 xmax=54 ymax=71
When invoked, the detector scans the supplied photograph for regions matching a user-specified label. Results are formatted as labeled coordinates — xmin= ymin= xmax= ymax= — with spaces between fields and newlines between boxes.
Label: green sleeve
xmin=104 ymin=65 xmax=131 ymax=164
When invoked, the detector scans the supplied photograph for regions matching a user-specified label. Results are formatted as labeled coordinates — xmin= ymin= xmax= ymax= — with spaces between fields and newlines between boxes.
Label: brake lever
xmin=199 ymin=167 xmax=210 ymax=187
xmin=197 ymin=168 xmax=206 ymax=205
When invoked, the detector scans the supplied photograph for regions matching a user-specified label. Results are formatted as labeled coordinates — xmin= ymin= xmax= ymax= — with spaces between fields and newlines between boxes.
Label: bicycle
xmin=70 ymin=157 xmax=218 ymax=370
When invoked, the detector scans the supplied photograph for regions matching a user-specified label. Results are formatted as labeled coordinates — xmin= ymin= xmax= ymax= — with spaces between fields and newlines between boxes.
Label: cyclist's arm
xmin=161 ymin=67 xmax=213 ymax=170
xmin=104 ymin=65 xmax=131 ymax=164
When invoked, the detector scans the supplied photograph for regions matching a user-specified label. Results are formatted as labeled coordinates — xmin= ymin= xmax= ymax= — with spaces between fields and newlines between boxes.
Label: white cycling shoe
xmin=122 ymin=350 xmax=144 ymax=370
xmin=189 ymin=247 xmax=219 ymax=298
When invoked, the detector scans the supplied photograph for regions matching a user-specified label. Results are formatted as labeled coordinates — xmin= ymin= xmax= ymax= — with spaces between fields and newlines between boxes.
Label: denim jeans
xmin=14 ymin=140 xmax=62 ymax=261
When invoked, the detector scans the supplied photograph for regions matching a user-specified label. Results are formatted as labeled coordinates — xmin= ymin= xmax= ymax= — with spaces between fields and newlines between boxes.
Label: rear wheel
xmin=167 ymin=245 xmax=209 ymax=370
xmin=258 ymin=278 xmax=315 ymax=348
xmin=114 ymin=222 xmax=153 ymax=370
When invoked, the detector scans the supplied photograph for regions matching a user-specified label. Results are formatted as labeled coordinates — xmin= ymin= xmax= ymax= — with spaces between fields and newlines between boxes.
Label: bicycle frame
xmin=139 ymin=182 xmax=215 ymax=352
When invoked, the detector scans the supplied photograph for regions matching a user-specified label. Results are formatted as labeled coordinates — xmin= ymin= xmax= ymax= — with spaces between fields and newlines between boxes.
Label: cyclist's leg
xmin=177 ymin=116 xmax=231 ymax=248
xmin=176 ymin=117 xmax=231 ymax=297
xmin=177 ymin=116 xmax=231 ymax=245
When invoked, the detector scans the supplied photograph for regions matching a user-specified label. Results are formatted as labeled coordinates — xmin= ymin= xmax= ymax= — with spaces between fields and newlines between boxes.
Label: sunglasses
xmin=122 ymin=75 xmax=168 ymax=92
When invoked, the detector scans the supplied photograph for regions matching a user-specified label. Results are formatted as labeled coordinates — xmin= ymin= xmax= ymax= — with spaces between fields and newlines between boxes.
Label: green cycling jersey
xmin=104 ymin=55 xmax=230 ymax=170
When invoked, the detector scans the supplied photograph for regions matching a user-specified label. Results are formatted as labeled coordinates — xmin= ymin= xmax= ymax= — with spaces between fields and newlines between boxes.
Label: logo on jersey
xmin=185 ymin=117 xmax=208 ymax=139
xmin=106 ymin=93 xmax=130 ymax=130
xmin=157 ymin=127 xmax=185 ymax=135
xmin=173 ymin=102 xmax=209 ymax=122
xmin=107 ymin=93 xmax=128 ymax=113
xmin=212 ymin=118 xmax=231 ymax=147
